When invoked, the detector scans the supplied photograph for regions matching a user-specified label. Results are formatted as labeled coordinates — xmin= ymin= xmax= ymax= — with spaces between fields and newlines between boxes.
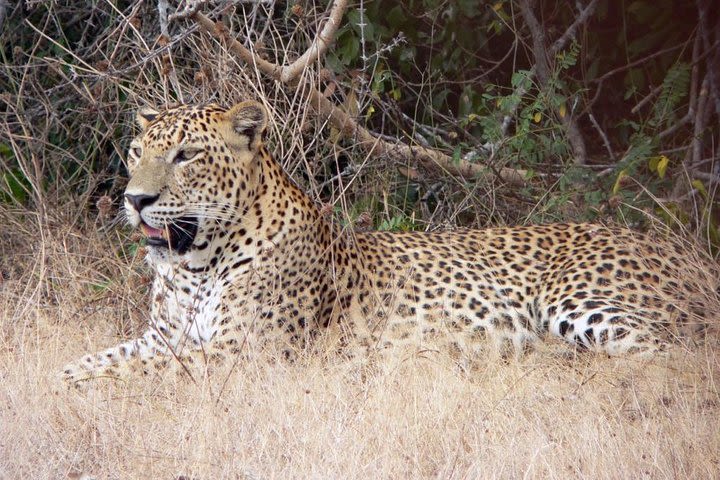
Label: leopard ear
xmin=136 ymin=107 xmax=159 ymax=130
xmin=225 ymin=101 xmax=267 ymax=144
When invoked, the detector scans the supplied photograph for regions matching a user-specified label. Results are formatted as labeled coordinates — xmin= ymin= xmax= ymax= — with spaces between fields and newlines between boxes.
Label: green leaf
xmin=652 ymin=63 xmax=690 ymax=128
xmin=691 ymin=179 xmax=708 ymax=200
xmin=452 ymin=146 xmax=462 ymax=164
xmin=457 ymin=0 xmax=481 ymax=18
xmin=386 ymin=5 xmax=406 ymax=28
xmin=648 ymin=156 xmax=659 ymax=172
xmin=90 ymin=280 xmax=112 ymax=293
xmin=511 ymin=70 xmax=532 ymax=89
xmin=584 ymin=190 xmax=603 ymax=206
xmin=337 ymin=35 xmax=360 ymax=64
xmin=1 ymin=168 xmax=31 ymax=205
xmin=656 ymin=155 xmax=669 ymax=178
xmin=646 ymin=154 xmax=670 ymax=179
xmin=347 ymin=9 xmax=375 ymax=40
xmin=612 ymin=169 xmax=627 ymax=194
xmin=431 ymin=89 xmax=450 ymax=110
xmin=0 ymin=143 xmax=13 ymax=158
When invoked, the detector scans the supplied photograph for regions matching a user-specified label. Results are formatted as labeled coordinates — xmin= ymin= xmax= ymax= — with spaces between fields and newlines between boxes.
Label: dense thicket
xmin=1 ymin=0 xmax=718 ymax=249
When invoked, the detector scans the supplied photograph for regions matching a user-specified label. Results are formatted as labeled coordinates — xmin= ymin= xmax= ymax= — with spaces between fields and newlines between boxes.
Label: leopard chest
xmin=150 ymin=264 xmax=225 ymax=346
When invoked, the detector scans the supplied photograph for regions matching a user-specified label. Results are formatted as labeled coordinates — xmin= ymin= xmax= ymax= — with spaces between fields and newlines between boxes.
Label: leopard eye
xmin=173 ymin=148 xmax=201 ymax=164
xmin=130 ymin=146 xmax=142 ymax=158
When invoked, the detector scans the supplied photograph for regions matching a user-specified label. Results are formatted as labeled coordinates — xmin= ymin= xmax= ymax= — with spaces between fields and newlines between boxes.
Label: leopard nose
xmin=124 ymin=193 xmax=159 ymax=213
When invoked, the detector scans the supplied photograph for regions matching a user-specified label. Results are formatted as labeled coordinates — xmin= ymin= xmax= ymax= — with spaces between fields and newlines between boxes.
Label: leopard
xmin=60 ymin=100 xmax=717 ymax=386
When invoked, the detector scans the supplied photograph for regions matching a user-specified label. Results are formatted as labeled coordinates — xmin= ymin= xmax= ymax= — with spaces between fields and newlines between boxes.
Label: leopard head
xmin=124 ymin=101 xmax=267 ymax=256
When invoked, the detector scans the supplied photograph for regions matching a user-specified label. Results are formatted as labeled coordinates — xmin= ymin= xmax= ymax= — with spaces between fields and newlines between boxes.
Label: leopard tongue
xmin=141 ymin=223 xmax=165 ymax=239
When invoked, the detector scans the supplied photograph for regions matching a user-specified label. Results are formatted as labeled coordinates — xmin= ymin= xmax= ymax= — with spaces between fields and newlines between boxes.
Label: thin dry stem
xmin=1 ymin=211 xmax=718 ymax=478
xmin=518 ymin=0 xmax=588 ymax=165
xmin=279 ymin=0 xmax=348 ymax=83
xmin=191 ymin=11 xmax=528 ymax=186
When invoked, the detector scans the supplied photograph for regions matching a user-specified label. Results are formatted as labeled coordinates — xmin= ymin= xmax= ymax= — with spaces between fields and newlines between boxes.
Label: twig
xmin=588 ymin=113 xmax=615 ymax=161
xmin=169 ymin=0 xmax=209 ymax=22
xmin=658 ymin=111 xmax=693 ymax=140
xmin=156 ymin=1 xmax=184 ymax=101
xmin=191 ymin=11 xmax=528 ymax=186
xmin=688 ymin=155 xmax=720 ymax=170
xmin=630 ymin=83 xmax=663 ymax=114
xmin=158 ymin=0 xmax=171 ymax=37
xmin=280 ymin=0 xmax=348 ymax=83
xmin=358 ymin=0 xmax=368 ymax=72
xmin=518 ymin=0 xmax=588 ymax=164
xmin=590 ymin=42 xmax=689 ymax=85
xmin=696 ymin=0 xmax=720 ymax=117
xmin=395 ymin=108 xmax=453 ymax=150
xmin=691 ymin=75 xmax=711 ymax=169
xmin=108 ymin=25 xmax=201 ymax=77
xmin=172 ymin=0 xmax=348 ymax=84
xmin=499 ymin=65 xmax=534 ymax=137
xmin=653 ymin=33 xmax=701 ymax=140
xmin=362 ymin=33 xmax=406 ymax=64
xmin=550 ymin=0 xmax=600 ymax=55
xmin=0 ymin=0 xmax=9 ymax=34
xmin=481 ymin=1 xmax=597 ymax=149
xmin=693 ymin=170 xmax=720 ymax=184
xmin=193 ymin=12 xmax=282 ymax=76
xmin=585 ymin=41 xmax=695 ymax=115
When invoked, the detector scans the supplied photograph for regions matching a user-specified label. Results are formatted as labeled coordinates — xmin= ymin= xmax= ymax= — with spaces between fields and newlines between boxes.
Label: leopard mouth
xmin=140 ymin=217 xmax=198 ymax=254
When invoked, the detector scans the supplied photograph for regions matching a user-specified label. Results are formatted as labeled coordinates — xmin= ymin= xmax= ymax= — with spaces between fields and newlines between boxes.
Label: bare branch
xmin=517 ymin=0 xmax=550 ymax=81
xmin=590 ymin=42 xmax=690 ymax=85
xmin=193 ymin=12 xmax=282 ymax=79
xmin=518 ymin=0 xmax=588 ymax=165
xmin=174 ymin=0 xmax=347 ymax=85
xmin=191 ymin=11 xmax=528 ymax=186
xmin=0 ymin=0 xmax=9 ymax=34
xmin=630 ymin=83 xmax=663 ymax=114
xmin=497 ymin=1 xmax=598 ymax=154
xmin=280 ymin=0 xmax=348 ymax=83
xmin=499 ymin=64 xmax=534 ymax=137
xmin=658 ymin=111 xmax=693 ymax=140
xmin=156 ymin=1 xmax=184 ymax=101
xmin=158 ymin=0 xmax=171 ymax=38
xmin=550 ymin=0 xmax=600 ymax=55
xmin=307 ymin=87 xmax=527 ymax=185
xmin=657 ymin=34 xmax=702 ymax=141
xmin=696 ymin=0 xmax=720 ymax=117
xmin=169 ymin=0 xmax=210 ymax=22
xmin=693 ymin=170 xmax=720 ymax=184
xmin=688 ymin=31 xmax=702 ymax=116
xmin=691 ymin=75 xmax=711 ymax=169
xmin=588 ymin=113 xmax=615 ymax=161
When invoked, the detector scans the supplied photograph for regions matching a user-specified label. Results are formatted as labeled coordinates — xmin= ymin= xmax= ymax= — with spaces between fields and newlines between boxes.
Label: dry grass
xmin=1 ymin=4 xmax=719 ymax=478
xmin=1 ymin=208 xmax=719 ymax=480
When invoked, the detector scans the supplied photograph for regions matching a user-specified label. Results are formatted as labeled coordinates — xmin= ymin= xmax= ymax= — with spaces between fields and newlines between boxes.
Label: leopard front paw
xmin=57 ymin=361 xmax=93 ymax=390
